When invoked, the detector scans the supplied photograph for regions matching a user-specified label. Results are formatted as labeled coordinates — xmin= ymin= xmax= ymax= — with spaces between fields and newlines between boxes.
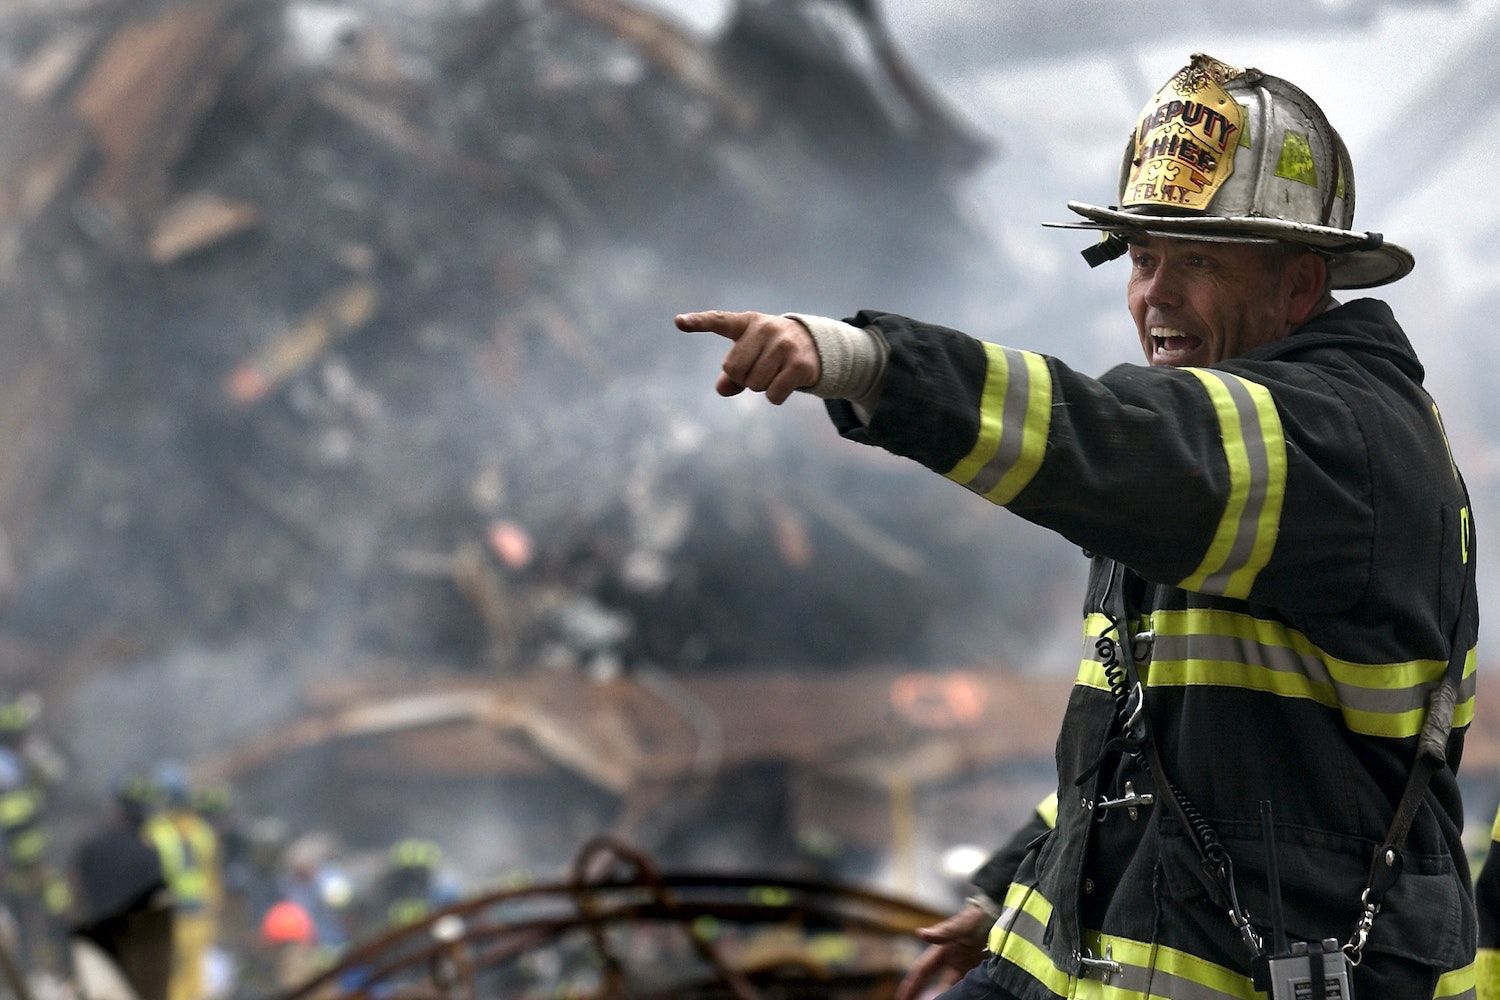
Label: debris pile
xmin=0 ymin=0 xmax=1051 ymax=690
xmin=0 ymin=0 xmax=1094 ymax=898
xmin=274 ymin=836 xmax=947 ymax=1000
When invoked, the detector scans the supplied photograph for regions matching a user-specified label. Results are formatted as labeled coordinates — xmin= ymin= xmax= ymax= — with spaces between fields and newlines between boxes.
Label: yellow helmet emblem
xmin=1123 ymin=53 xmax=1247 ymax=212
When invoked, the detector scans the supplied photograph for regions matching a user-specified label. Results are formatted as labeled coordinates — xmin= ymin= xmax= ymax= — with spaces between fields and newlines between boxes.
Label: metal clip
xmin=1096 ymin=781 xmax=1154 ymax=821
xmin=1131 ymin=628 xmax=1155 ymax=665
xmin=1342 ymin=888 xmax=1380 ymax=967
xmin=1077 ymin=945 xmax=1122 ymax=984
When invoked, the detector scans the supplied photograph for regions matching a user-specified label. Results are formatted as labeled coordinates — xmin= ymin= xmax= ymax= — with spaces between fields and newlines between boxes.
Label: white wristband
xmin=784 ymin=312 xmax=889 ymax=414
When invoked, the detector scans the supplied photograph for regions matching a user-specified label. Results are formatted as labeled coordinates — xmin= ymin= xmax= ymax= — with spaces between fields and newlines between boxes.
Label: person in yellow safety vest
xmin=378 ymin=839 xmax=457 ymax=931
xmin=0 ymin=691 xmax=64 ymax=972
xmin=144 ymin=762 xmax=221 ymax=1000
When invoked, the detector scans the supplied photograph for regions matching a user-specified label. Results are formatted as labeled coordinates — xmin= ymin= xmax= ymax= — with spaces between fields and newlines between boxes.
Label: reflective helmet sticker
xmin=1274 ymin=131 xmax=1319 ymax=187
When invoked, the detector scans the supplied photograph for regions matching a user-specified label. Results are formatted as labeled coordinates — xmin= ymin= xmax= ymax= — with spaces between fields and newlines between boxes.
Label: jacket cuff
xmin=784 ymin=313 xmax=888 ymax=415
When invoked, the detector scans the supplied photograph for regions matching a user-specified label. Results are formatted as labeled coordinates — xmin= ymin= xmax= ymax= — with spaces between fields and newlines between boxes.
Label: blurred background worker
xmin=375 ymin=838 xmax=458 ymax=931
xmin=0 ymin=691 xmax=68 ymax=973
xmin=70 ymin=775 xmax=173 ymax=1000
xmin=191 ymin=782 xmax=251 ymax=976
xmin=144 ymin=762 xmax=221 ymax=1000
xmin=258 ymin=899 xmax=321 ymax=993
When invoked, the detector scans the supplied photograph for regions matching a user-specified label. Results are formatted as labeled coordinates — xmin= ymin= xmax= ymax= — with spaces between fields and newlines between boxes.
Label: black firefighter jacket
xmin=826 ymin=298 xmax=1479 ymax=1000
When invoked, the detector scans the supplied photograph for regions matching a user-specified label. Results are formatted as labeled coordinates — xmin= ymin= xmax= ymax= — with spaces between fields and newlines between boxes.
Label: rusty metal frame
xmin=275 ymin=836 xmax=944 ymax=1000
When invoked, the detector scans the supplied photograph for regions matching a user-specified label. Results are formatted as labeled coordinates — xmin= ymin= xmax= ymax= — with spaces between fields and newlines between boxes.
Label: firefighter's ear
xmin=1285 ymin=250 xmax=1330 ymax=327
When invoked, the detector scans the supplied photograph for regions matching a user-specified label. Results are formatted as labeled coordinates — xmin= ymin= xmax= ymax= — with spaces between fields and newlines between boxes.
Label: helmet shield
xmin=1123 ymin=54 xmax=1246 ymax=212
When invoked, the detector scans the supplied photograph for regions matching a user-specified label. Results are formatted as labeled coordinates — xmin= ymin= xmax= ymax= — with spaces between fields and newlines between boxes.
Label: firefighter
xmin=192 ymin=782 xmax=253 ymax=961
xmin=70 ymin=775 xmax=173 ymax=1000
xmin=376 ymin=838 xmax=457 ymax=931
xmin=0 ymin=691 xmax=66 ymax=972
xmin=144 ymin=762 xmax=221 ymax=1000
xmin=682 ymin=53 xmax=1476 ymax=1000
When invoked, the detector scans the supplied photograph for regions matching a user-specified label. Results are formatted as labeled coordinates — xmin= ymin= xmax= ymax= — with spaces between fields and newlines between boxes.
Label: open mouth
xmin=1150 ymin=327 xmax=1204 ymax=363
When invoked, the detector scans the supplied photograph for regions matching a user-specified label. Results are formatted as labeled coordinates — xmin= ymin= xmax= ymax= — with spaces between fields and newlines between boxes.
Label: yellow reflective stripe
xmin=0 ymin=790 xmax=39 ymax=826
xmin=1178 ymin=370 xmax=1286 ymax=599
xmin=945 ymin=345 xmax=1052 ymax=505
xmin=1438 ymin=960 xmax=1477 ymax=1000
xmin=988 ymin=880 xmax=1474 ymax=1000
xmin=9 ymin=828 xmax=45 ymax=863
xmin=988 ymin=351 xmax=1052 ymax=504
xmin=388 ymin=899 xmax=430 ymax=927
xmin=1152 ymin=610 xmax=1448 ymax=689
xmin=988 ymin=883 xmax=1265 ymax=999
xmin=1179 ymin=369 xmax=1253 ymax=593
xmin=987 ymin=883 xmax=1070 ymax=996
xmin=1490 ymin=804 xmax=1500 ymax=845
xmin=946 ymin=342 xmax=1009 ymax=485
xmin=1081 ymin=930 xmax=1260 ymax=1000
xmin=1238 ymin=376 xmax=1287 ymax=596
xmin=1476 ymin=950 xmax=1500 ymax=1000
xmin=146 ymin=817 xmax=212 ymax=904
xmin=997 ymin=929 xmax=1072 ymax=998
xmin=1077 ymin=610 xmax=1478 ymax=739
xmin=1036 ymin=791 xmax=1059 ymax=829
xmin=986 ymin=881 xmax=1050 ymax=954
xmin=1075 ymin=613 xmax=1119 ymax=692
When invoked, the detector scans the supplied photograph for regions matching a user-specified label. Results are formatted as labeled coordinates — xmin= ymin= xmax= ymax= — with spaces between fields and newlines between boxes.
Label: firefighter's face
xmin=1126 ymin=236 xmax=1325 ymax=367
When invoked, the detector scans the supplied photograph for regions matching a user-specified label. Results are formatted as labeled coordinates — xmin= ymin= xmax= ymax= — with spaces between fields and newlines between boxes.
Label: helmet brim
xmin=1045 ymin=200 xmax=1414 ymax=289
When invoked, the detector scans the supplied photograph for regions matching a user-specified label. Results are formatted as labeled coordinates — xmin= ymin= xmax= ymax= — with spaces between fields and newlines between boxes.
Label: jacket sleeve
xmin=969 ymin=792 xmax=1057 ymax=902
xmin=825 ymin=311 xmax=1374 ymax=613
xmin=1478 ymin=804 xmax=1500 ymax=1000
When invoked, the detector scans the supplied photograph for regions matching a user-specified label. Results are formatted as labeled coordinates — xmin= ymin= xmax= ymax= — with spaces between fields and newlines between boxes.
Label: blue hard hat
xmin=152 ymin=760 xmax=192 ymax=807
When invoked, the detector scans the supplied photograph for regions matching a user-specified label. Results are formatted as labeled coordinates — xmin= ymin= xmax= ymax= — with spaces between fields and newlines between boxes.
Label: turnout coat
xmin=827 ymin=299 xmax=1479 ymax=999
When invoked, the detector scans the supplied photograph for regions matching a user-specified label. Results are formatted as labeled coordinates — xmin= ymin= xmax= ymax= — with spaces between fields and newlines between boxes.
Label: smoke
xmin=0 ymin=0 xmax=1099 ymax=890
xmin=32 ymin=0 xmax=1497 ymax=898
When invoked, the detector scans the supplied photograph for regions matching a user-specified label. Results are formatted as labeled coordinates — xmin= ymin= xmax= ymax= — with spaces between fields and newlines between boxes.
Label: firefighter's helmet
xmin=389 ymin=838 xmax=442 ymax=870
xmin=193 ymin=781 xmax=233 ymax=817
xmin=112 ymin=772 xmax=159 ymax=822
xmin=1047 ymin=53 xmax=1412 ymax=289
xmin=0 ymin=693 xmax=41 ymax=738
xmin=261 ymin=899 xmax=316 ymax=945
xmin=151 ymin=760 xmax=192 ymax=808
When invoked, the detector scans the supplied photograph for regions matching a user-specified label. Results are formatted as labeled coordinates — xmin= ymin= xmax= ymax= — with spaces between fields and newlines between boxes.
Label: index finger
xmin=674 ymin=310 xmax=757 ymax=339
xmin=895 ymin=946 xmax=950 ymax=1000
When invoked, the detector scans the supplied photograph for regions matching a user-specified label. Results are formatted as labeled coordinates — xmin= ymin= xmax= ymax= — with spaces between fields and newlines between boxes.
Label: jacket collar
xmin=1241 ymin=298 xmax=1424 ymax=383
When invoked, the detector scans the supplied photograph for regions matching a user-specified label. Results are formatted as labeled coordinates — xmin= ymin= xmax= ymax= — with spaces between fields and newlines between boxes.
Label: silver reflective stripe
xmin=1199 ymin=373 xmax=1273 ymax=595
xmin=994 ymin=897 xmax=1048 ymax=951
xmin=1152 ymin=633 xmax=1430 ymax=716
xmin=1098 ymin=962 xmax=1250 ymax=1000
xmin=966 ymin=347 xmax=1031 ymax=496
xmin=1178 ymin=369 xmax=1287 ymax=600
xmin=1076 ymin=610 xmax=1478 ymax=740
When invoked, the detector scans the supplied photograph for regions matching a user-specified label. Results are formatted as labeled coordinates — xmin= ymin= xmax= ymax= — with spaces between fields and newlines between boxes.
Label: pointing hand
xmin=676 ymin=310 xmax=821 ymax=405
